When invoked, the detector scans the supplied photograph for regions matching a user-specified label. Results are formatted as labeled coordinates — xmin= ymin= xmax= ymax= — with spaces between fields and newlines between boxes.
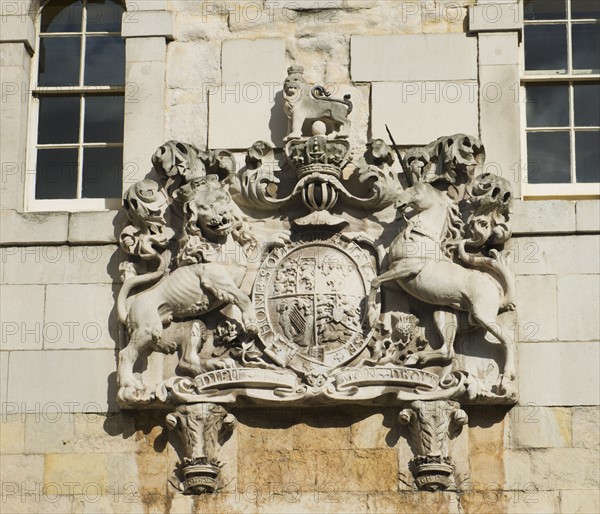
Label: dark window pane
xmin=38 ymin=95 xmax=80 ymax=144
xmin=82 ymin=147 xmax=123 ymax=198
xmin=84 ymin=36 xmax=125 ymax=85
xmin=572 ymin=0 xmax=600 ymax=19
xmin=527 ymin=132 xmax=571 ymax=183
xmin=526 ymin=83 xmax=569 ymax=127
xmin=572 ymin=24 xmax=600 ymax=71
xmin=524 ymin=25 xmax=568 ymax=73
xmin=35 ymin=148 xmax=78 ymax=199
xmin=41 ymin=0 xmax=83 ymax=33
xmin=524 ymin=0 xmax=566 ymax=20
xmin=86 ymin=0 xmax=123 ymax=32
xmin=574 ymin=83 xmax=600 ymax=126
xmin=575 ymin=131 xmax=600 ymax=182
xmin=84 ymin=94 xmax=124 ymax=143
xmin=38 ymin=37 xmax=81 ymax=86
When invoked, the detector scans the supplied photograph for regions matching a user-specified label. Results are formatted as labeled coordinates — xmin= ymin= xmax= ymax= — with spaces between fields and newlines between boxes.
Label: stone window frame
xmin=25 ymin=0 xmax=126 ymax=212
xmin=520 ymin=0 xmax=600 ymax=198
xmin=21 ymin=0 xmax=174 ymax=214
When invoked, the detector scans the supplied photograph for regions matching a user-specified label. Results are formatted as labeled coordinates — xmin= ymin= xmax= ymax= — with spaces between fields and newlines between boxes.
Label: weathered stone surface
xmin=166 ymin=88 xmax=209 ymax=149
xmin=557 ymin=275 xmax=600 ymax=341
xmin=467 ymin=409 xmax=507 ymax=486
xmin=576 ymin=200 xmax=600 ymax=232
xmin=166 ymin=41 xmax=220 ymax=90
xmin=350 ymin=411 xmax=388 ymax=449
xmin=572 ymin=407 xmax=600 ymax=448
xmin=0 ymin=211 xmax=69 ymax=245
xmin=43 ymin=284 xmax=118 ymax=349
xmin=0 ymin=43 xmax=30 ymax=211
xmin=0 ymin=351 xmax=8 ymax=407
xmin=511 ymin=235 xmax=600 ymax=276
xmin=222 ymin=38 xmax=286 ymax=83
xmin=175 ymin=12 xmax=231 ymax=42
xmin=469 ymin=2 xmax=522 ymax=32
xmin=511 ymin=200 xmax=576 ymax=234
xmin=292 ymin=417 xmax=353 ymax=451
xmin=125 ymin=0 xmax=167 ymax=10
xmin=0 ymin=284 xmax=45 ymax=350
xmin=0 ymin=494 xmax=73 ymax=514
xmin=529 ymin=448 xmax=600 ymax=490
xmin=121 ymin=10 xmax=175 ymax=39
xmin=460 ymin=490 xmax=559 ymax=514
xmin=1 ymin=454 xmax=44 ymax=487
xmin=123 ymin=36 xmax=166 ymax=63
xmin=258 ymin=492 xmax=368 ymax=514
xmin=288 ymin=33 xmax=350 ymax=83
xmin=352 ymin=34 xmax=477 ymax=82
xmin=72 ymin=413 xmax=139 ymax=453
xmin=503 ymin=449 xmax=532 ymax=488
xmin=509 ymin=407 xmax=572 ymax=449
xmin=1 ymin=245 xmax=121 ymax=285
xmin=560 ymin=489 xmax=600 ymax=514
xmin=372 ymin=81 xmax=478 ymax=145
xmin=515 ymin=274 xmax=557 ymax=341
xmin=0 ymin=414 xmax=25 ymax=454
xmin=24 ymin=414 xmax=74 ymax=454
xmin=208 ymin=84 xmax=288 ymax=148
xmin=478 ymin=64 xmax=521 ymax=197
xmin=367 ymin=491 xmax=461 ymax=514
xmin=68 ymin=211 xmax=125 ymax=244
xmin=315 ymin=449 xmax=398 ymax=492
xmin=478 ymin=32 xmax=519 ymax=66
xmin=7 ymin=349 xmax=118 ymax=411
xmin=265 ymin=0 xmax=343 ymax=8
xmin=0 ymin=13 xmax=35 ymax=50
xmin=237 ymin=449 xmax=318 ymax=491
xmin=123 ymin=59 xmax=167 ymax=185
xmin=236 ymin=409 xmax=295 ymax=452
xmin=70 ymin=495 xmax=144 ymax=514
xmin=44 ymin=453 xmax=108 ymax=495
xmin=171 ymin=493 xmax=258 ymax=514
xmin=519 ymin=342 xmax=600 ymax=406
xmin=0 ymin=40 xmax=30 ymax=67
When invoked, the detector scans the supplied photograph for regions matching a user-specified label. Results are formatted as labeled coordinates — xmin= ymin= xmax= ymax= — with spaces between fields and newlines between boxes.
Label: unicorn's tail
xmin=458 ymin=241 xmax=516 ymax=311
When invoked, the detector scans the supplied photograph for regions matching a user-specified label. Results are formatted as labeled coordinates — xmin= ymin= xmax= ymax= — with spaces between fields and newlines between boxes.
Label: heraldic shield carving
xmin=115 ymin=66 xmax=517 ymax=494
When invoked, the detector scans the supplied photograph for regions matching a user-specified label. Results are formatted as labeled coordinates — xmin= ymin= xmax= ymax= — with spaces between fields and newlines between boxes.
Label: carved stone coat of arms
xmin=115 ymin=66 xmax=517 ymax=494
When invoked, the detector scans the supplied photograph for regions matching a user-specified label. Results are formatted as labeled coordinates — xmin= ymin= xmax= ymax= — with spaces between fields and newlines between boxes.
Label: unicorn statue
xmin=370 ymin=132 xmax=516 ymax=384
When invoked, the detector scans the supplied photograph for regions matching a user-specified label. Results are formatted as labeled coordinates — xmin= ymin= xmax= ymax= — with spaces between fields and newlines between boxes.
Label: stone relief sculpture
xmin=115 ymin=69 xmax=517 ymax=493
xmin=283 ymin=65 xmax=352 ymax=140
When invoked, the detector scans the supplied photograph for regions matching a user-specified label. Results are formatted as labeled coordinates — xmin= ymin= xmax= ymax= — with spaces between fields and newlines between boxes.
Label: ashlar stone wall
xmin=1 ymin=1 xmax=599 ymax=513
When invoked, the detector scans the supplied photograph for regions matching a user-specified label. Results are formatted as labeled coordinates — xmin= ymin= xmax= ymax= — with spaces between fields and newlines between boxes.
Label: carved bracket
xmin=399 ymin=400 xmax=468 ymax=492
xmin=166 ymin=403 xmax=236 ymax=494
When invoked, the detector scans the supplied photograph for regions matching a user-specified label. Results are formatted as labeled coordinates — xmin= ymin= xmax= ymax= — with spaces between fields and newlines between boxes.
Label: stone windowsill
xmin=0 ymin=210 xmax=128 ymax=246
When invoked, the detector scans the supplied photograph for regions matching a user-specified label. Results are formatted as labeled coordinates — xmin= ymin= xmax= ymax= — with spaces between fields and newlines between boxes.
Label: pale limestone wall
xmin=1 ymin=1 xmax=599 ymax=513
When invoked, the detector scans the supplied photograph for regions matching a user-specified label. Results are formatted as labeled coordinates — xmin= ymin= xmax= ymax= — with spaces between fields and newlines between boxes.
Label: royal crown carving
xmin=116 ymin=71 xmax=517 ymax=494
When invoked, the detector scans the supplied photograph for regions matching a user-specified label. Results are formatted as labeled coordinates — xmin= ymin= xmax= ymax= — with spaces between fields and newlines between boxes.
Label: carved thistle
xmin=114 ymin=68 xmax=519 ymax=494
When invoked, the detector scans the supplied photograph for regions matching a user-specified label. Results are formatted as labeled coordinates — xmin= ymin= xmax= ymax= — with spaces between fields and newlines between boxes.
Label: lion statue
xmin=117 ymin=175 xmax=289 ymax=397
xmin=283 ymin=65 xmax=352 ymax=140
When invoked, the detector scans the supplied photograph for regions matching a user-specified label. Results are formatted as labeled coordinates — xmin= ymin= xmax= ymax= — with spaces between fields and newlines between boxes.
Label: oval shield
xmin=253 ymin=234 xmax=380 ymax=378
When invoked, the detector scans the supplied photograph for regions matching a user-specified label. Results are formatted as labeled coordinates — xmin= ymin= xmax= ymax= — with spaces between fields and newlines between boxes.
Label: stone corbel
xmin=166 ymin=403 xmax=236 ymax=494
xmin=399 ymin=400 xmax=468 ymax=492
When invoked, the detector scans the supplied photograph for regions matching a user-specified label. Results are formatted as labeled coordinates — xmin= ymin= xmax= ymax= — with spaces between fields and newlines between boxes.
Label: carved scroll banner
xmin=115 ymin=66 xmax=518 ymax=493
